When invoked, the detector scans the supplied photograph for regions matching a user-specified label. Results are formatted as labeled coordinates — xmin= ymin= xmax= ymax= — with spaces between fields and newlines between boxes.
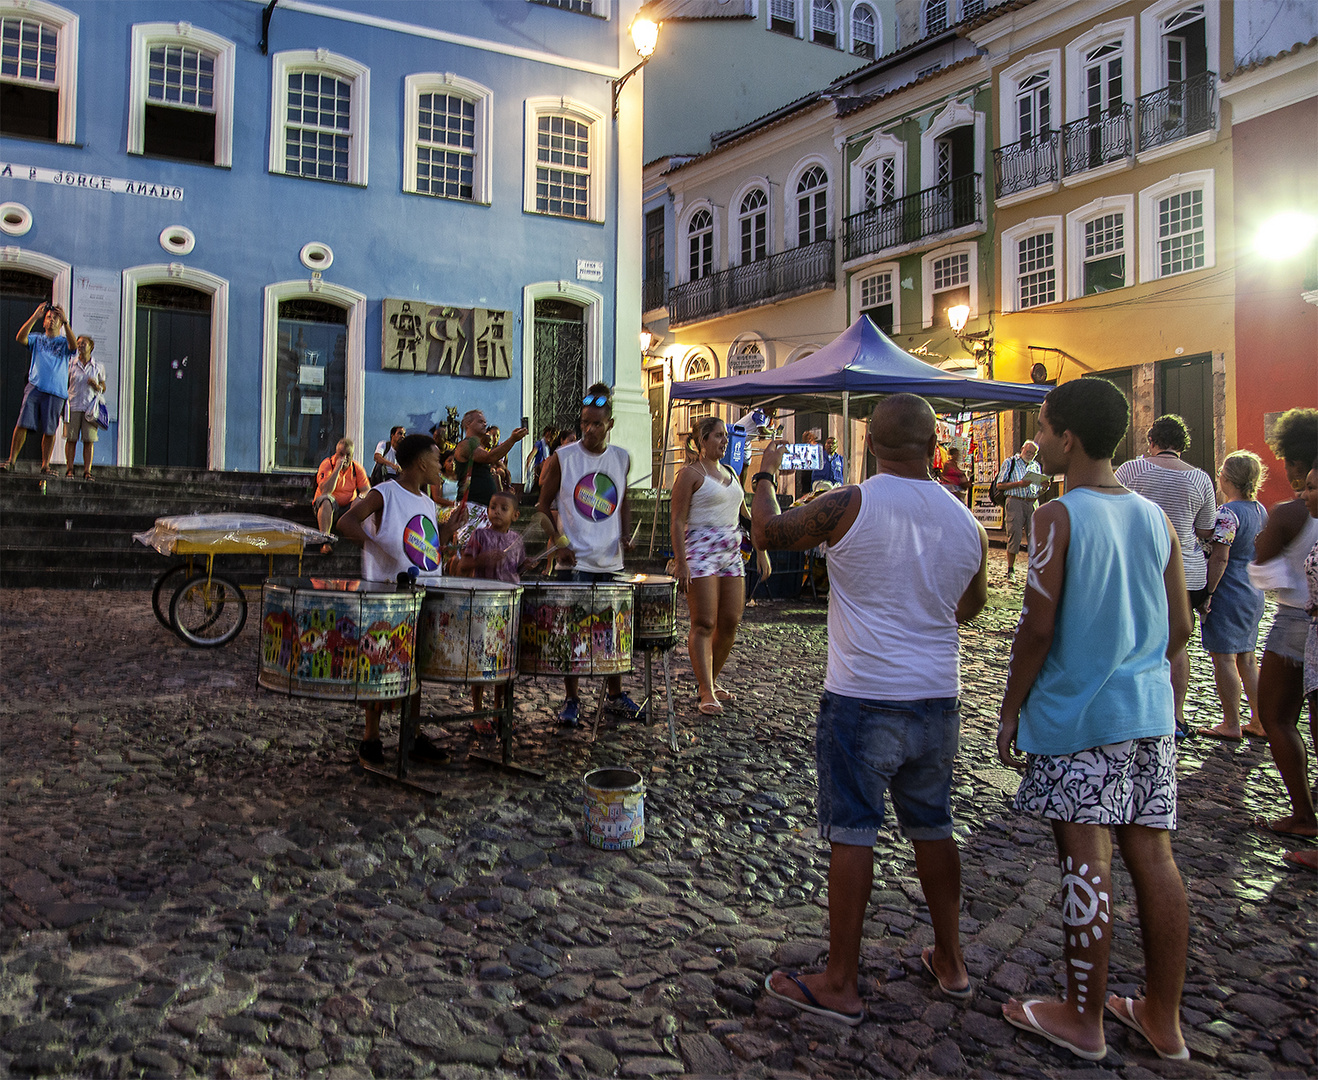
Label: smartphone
xmin=521 ymin=415 xmax=529 ymax=433
xmin=779 ymin=443 xmax=824 ymax=471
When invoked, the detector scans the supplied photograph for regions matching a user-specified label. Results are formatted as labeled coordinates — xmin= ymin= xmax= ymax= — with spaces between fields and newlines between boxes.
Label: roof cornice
xmin=965 ymin=0 xmax=1125 ymax=56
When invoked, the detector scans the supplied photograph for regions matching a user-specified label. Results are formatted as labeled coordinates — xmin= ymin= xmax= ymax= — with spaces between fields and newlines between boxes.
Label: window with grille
xmin=1157 ymin=190 xmax=1204 ymax=276
xmin=739 ymin=189 xmax=768 ymax=264
xmin=862 ymin=157 xmax=896 ymax=208
xmin=1084 ymin=41 xmax=1123 ymax=116
xmin=852 ymin=4 xmax=877 ymax=58
xmin=933 ymin=252 xmax=969 ymax=291
xmin=0 ymin=14 xmax=59 ymax=139
xmin=963 ymin=0 xmax=985 ymax=20
xmin=1083 ymin=213 xmax=1125 ymax=293
xmin=530 ymin=0 xmax=595 ymax=13
xmin=1017 ymin=232 xmax=1056 ymax=308
xmin=536 ymin=114 xmax=590 ymax=218
xmin=1016 ymin=71 xmax=1050 ymax=146
xmin=923 ymin=0 xmax=947 ymax=35
xmin=859 ymin=272 xmax=894 ymax=333
xmin=285 ymin=71 xmax=352 ymax=182
xmin=812 ymin=0 xmax=837 ymax=47
xmin=684 ymin=353 xmax=715 ymax=423
xmin=140 ymin=44 xmax=217 ymax=162
xmin=688 ymin=209 xmax=714 ymax=280
xmin=416 ymin=92 xmax=475 ymax=200
xmin=796 ymin=165 xmax=828 ymax=245
xmin=770 ymin=0 xmax=797 ymax=35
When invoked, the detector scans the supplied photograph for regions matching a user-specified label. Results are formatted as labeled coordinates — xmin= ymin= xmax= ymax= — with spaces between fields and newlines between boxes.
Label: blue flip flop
xmin=763 ymin=971 xmax=864 ymax=1027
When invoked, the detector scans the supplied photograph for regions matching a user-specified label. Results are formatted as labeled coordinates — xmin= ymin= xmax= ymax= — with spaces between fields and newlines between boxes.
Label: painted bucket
xmin=582 ymin=767 xmax=645 ymax=850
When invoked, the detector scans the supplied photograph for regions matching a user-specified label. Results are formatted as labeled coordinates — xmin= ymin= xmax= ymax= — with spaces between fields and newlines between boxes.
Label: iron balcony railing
xmin=1063 ymin=105 xmax=1133 ymax=175
xmin=843 ymin=173 xmax=982 ymax=262
xmin=1138 ymin=71 xmax=1217 ymax=152
xmin=642 ymin=272 xmax=667 ymax=312
xmin=992 ymin=131 xmax=1061 ymax=197
xmin=668 ymin=238 xmax=835 ymax=327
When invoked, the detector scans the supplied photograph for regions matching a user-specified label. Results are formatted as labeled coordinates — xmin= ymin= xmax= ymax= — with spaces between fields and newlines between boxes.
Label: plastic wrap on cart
xmin=134 ymin=514 xmax=333 ymax=556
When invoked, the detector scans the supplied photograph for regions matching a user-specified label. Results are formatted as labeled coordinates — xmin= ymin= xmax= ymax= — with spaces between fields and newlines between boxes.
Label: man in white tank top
xmin=751 ymin=395 xmax=988 ymax=1025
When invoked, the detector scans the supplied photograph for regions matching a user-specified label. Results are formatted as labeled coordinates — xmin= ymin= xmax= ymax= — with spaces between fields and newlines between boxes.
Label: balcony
xmin=1062 ymin=105 xmax=1133 ymax=175
xmin=1138 ymin=71 xmax=1217 ymax=152
xmin=843 ymin=173 xmax=983 ymax=263
xmin=642 ymin=273 xmax=667 ymax=313
xmin=993 ymin=132 xmax=1060 ymax=198
xmin=667 ymin=238 xmax=834 ymax=328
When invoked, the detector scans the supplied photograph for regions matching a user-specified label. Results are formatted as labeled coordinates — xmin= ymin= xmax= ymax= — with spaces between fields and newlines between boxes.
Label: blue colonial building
xmin=0 ymin=0 xmax=651 ymax=479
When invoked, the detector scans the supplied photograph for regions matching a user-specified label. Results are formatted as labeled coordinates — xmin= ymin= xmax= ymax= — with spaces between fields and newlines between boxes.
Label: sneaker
xmin=558 ymin=698 xmax=581 ymax=727
xmin=358 ymin=738 xmax=385 ymax=767
xmin=409 ymin=732 xmax=451 ymax=764
xmin=607 ymin=693 xmax=642 ymax=720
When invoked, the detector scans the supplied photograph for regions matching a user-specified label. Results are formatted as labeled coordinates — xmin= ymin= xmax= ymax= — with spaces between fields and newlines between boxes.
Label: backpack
xmin=989 ymin=456 xmax=1015 ymax=507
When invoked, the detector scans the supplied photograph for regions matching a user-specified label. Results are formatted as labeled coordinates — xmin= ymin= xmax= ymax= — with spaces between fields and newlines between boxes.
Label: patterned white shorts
xmin=1014 ymin=736 xmax=1177 ymax=829
xmin=684 ymin=525 xmax=744 ymax=579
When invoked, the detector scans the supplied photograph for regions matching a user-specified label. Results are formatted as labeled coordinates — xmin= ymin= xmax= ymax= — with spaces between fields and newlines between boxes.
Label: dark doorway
xmin=275 ymin=298 xmax=347 ymax=470
xmin=532 ymin=298 xmax=586 ymax=439
xmin=1159 ymin=353 xmax=1214 ymax=475
xmin=134 ymin=284 xmax=211 ymax=467
xmin=1 ymin=270 xmax=54 ymax=461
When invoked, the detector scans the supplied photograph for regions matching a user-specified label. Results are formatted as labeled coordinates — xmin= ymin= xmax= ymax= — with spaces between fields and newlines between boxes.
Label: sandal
xmin=698 ymin=700 xmax=723 ymax=716
xmin=0 ymin=461 xmax=9 ymax=472
xmin=64 ymin=468 xmax=74 ymax=478
xmin=82 ymin=472 xmax=94 ymax=481
xmin=713 ymin=686 xmax=736 ymax=704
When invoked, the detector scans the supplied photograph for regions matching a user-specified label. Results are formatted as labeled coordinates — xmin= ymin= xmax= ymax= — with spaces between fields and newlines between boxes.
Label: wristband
xmin=751 ymin=471 xmax=775 ymax=488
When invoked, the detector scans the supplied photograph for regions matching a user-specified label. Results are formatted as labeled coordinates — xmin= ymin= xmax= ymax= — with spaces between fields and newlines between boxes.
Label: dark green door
xmin=532 ymin=299 xmax=585 ymax=438
xmin=1 ymin=270 xmax=54 ymax=462
xmin=134 ymin=285 xmax=211 ymax=467
xmin=1159 ymin=353 xmax=1214 ymax=476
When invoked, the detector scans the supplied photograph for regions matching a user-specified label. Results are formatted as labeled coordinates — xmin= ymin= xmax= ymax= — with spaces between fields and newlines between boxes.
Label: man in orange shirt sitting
xmin=314 ymin=438 xmax=370 ymax=553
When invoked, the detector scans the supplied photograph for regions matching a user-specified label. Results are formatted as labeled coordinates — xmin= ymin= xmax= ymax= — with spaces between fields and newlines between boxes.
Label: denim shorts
xmin=815 ymin=690 xmax=960 ymax=845
xmin=17 ymin=383 xmax=65 ymax=436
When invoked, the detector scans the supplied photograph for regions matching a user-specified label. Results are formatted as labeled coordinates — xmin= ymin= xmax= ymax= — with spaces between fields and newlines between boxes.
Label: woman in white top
xmin=64 ymin=336 xmax=105 ymax=480
xmin=670 ymin=416 xmax=770 ymax=716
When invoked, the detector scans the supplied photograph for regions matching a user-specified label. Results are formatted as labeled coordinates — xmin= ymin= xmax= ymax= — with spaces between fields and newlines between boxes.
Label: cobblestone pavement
xmin=2 ymin=553 xmax=1315 ymax=1080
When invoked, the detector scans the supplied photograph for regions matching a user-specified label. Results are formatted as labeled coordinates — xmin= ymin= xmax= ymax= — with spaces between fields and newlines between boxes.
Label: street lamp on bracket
xmin=612 ymin=17 xmax=661 ymax=118
xmin=947 ymin=304 xmax=993 ymax=378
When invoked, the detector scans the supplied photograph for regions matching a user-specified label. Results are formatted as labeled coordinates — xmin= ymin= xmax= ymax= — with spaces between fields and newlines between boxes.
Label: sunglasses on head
xmin=582 ymin=394 xmax=610 ymax=408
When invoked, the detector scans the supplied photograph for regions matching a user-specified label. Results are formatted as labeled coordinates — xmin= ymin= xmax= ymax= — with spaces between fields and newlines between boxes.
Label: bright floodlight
xmin=1256 ymin=211 xmax=1318 ymax=260
xmin=630 ymin=17 xmax=660 ymax=58
xmin=947 ymin=304 xmax=970 ymax=333
xmin=639 ymin=329 xmax=654 ymax=352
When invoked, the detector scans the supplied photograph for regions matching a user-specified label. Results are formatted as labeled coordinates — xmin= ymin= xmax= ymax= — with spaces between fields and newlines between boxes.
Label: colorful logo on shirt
xmin=403 ymin=514 xmax=440 ymax=572
xmin=573 ymin=472 xmax=618 ymax=522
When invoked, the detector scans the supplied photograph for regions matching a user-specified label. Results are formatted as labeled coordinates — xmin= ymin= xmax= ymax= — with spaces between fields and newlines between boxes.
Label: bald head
xmin=869 ymin=394 xmax=937 ymax=462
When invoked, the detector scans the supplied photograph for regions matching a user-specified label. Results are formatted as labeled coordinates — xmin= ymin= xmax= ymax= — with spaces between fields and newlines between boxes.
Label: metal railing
xmin=992 ymin=132 xmax=1060 ymax=197
xmin=1063 ymin=105 xmax=1133 ymax=175
xmin=843 ymin=173 xmax=982 ymax=262
xmin=642 ymin=273 xmax=667 ymax=312
xmin=1138 ymin=71 xmax=1217 ymax=152
xmin=667 ymin=238 xmax=834 ymax=327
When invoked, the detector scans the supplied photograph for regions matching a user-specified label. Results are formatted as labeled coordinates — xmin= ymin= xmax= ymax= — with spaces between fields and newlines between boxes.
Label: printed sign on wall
xmin=381 ymin=299 xmax=512 ymax=378
xmin=72 ymin=268 xmax=122 ymax=421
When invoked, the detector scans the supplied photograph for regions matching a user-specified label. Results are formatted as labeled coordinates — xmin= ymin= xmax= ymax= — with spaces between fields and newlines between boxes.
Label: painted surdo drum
xmin=259 ymin=577 xmax=424 ymax=701
xmin=617 ymin=573 xmax=678 ymax=649
xmin=416 ymin=579 xmax=522 ymax=684
xmin=518 ymin=581 xmax=634 ymax=676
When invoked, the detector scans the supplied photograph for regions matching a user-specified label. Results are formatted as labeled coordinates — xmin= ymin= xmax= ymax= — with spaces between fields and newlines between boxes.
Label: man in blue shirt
xmin=812 ymin=435 xmax=844 ymax=487
xmin=4 ymin=301 xmax=77 ymax=475
xmin=996 ymin=440 xmax=1046 ymax=582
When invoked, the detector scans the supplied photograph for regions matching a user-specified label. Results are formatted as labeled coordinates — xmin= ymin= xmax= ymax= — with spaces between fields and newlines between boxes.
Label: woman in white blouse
xmin=64 ymin=335 xmax=106 ymax=480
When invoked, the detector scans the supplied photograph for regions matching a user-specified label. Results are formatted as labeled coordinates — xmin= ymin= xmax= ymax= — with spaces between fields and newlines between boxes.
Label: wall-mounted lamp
xmin=947 ymin=304 xmax=970 ymax=334
xmin=612 ymin=17 xmax=661 ymax=118
xmin=639 ymin=329 xmax=654 ymax=353
xmin=947 ymin=305 xmax=993 ymax=377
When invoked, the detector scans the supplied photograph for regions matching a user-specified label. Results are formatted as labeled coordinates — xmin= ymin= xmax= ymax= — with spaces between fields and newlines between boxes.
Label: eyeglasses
xmin=582 ymin=394 xmax=610 ymax=408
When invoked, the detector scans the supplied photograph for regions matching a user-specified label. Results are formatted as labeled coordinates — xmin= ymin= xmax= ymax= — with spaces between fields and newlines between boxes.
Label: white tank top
xmin=824 ymin=474 xmax=982 ymax=700
xmin=557 ymin=441 xmax=630 ymax=573
xmin=361 ymin=480 xmax=445 ymax=585
xmin=686 ymin=464 xmax=746 ymax=529
xmin=1277 ymin=515 xmax=1318 ymax=608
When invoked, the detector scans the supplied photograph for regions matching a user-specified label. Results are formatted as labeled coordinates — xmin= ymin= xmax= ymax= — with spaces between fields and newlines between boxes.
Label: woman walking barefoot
xmin=670 ymin=417 xmax=769 ymax=715
xmin=1201 ymin=452 xmax=1269 ymax=740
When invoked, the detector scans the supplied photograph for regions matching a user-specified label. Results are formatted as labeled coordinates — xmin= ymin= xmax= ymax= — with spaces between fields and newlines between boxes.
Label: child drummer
xmin=536 ymin=383 xmax=641 ymax=726
xmin=337 ymin=433 xmax=465 ymax=767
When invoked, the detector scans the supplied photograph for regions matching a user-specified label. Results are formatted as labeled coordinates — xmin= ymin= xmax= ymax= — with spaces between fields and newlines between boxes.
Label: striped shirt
xmin=1113 ymin=456 xmax=1216 ymax=589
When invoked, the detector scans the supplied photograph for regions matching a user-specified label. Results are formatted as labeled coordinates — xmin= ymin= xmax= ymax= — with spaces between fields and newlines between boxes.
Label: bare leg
xmin=39 ymin=432 xmax=55 ymax=470
xmin=709 ymin=575 xmax=745 ymax=688
xmin=1238 ymin=652 xmax=1264 ymax=735
xmin=7 ymin=423 xmax=28 ymax=465
xmin=1258 ymin=652 xmax=1316 ymax=835
xmin=363 ymin=704 xmax=382 ymax=741
xmin=767 ymin=841 xmax=868 ymax=1015
xmin=685 ymin=576 xmax=719 ymax=707
xmin=64 ymin=437 xmax=77 ymax=472
xmin=1110 ymin=823 xmax=1188 ymax=1058
xmin=1169 ymin=647 xmax=1190 ymax=730
xmin=1206 ymin=652 xmax=1244 ymax=737
xmin=315 ymin=501 xmax=334 ymax=553
xmin=82 ymin=439 xmax=94 ymax=476
xmin=913 ymin=837 xmax=968 ymax=992
xmin=1003 ymin=821 xmax=1110 ymax=1056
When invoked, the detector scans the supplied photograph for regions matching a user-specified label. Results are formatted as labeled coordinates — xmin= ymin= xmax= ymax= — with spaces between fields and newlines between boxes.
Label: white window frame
xmin=128 ymin=22 xmax=235 ymax=166
xmin=0 ymin=0 xmax=78 ymax=143
xmin=919 ymin=97 xmax=985 ymax=193
xmin=1066 ymin=194 xmax=1133 ymax=298
xmin=729 ymin=178 xmax=771 ymax=267
xmin=850 ymin=261 xmax=900 ymax=332
xmin=522 ymin=280 xmax=604 ymax=429
xmin=767 ymin=0 xmax=802 ymax=37
xmin=849 ymin=1 xmax=879 ymax=58
xmin=523 ymin=95 xmax=604 ymax=223
xmin=677 ymin=198 xmax=719 ymax=283
xmin=922 ymin=0 xmax=948 ymax=37
xmin=1001 ymin=216 xmax=1062 ymax=312
xmin=811 ymin=0 xmax=840 ymax=48
xmin=261 ymin=279 xmax=366 ymax=471
xmin=999 ymin=51 xmax=1060 ymax=146
xmin=268 ymin=49 xmax=370 ymax=186
xmin=1064 ymin=19 xmax=1134 ymax=125
xmin=921 ymin=242 xmax=977 ymax=328
xmin=680 ymin=346 xmax=720 ymax=427
xmin=1138 ymin=169 xmax=1214 ymax=282
xmin=1140 ymin=0 xmax=1219 ymax=97
xmin=849 ymin=130 xmax=904 ymax=213
xmin=783 ymin=154 xmax=833 ymax=251
xmin=403 ymin=72 xmax=492 ymax=204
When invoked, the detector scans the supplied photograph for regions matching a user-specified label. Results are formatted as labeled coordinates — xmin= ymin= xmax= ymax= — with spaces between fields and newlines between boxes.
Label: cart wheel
xmin=152 ymin=563 xmax=191 ymax=629
xmin=169 ymin=572 xmax=248 ymax=647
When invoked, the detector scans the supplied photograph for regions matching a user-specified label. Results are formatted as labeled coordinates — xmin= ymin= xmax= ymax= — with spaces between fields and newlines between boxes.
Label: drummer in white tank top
xmin=336 ymin=434 xmax=468 ymax=768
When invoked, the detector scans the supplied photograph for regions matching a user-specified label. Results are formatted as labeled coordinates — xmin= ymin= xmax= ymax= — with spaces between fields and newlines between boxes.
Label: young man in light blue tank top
xmin=996 ymin=379 xmax=1194 ymax=1063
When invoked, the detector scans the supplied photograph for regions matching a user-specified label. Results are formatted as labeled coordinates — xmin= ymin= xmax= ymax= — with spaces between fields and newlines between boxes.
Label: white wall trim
xmin=260 ymin=279 xmax=365 ymax=471
xmin=676 ymin=197 xmax=720 ymax=283
xmin=921 ymin=241 xmax=978 ymax=328
xmin=1140 ymin=0 xmax=1220 ymax=97
xmin=728 ymin=177 xmax=771 ymax=266
xmin=128 ymin=22 xmax=236 ymax=166
xmin=850 ymin=260 xmax=901 ymax=332
xmin=522 ymin=95 xmax=606 ymax=223
xmin=1064 ymin=18 xmax=1135 ymax=124
xmin=919 ymin=97 xmax=985 ymax=192
xmin=0 ymin=0 xmax=78 ymax=143
xmin=1001 ymin=215 xmax=1063 ymax=313
xmin=0 ymin=246 xmax=70 ymax=312
xmin=998 ymin=49 xmax=1061 ymax=146
xmin=402 ymin=72 xmax=493 ymax=204
xmin=1137 ymin=168 xmax=1215 ymax=283
xmin=782 ymin=152 xmax=835 ymax=250
xmin=119 ymin=264 xmax=229 ymax=469
xmin=520 ymin=280 xmax=604 ymax=434
xmin=268 ymin=49 xmax=370 ymax=186
xmin=1065 ymin=193 xmax=1134 ymax=299
xmin=847 ymin=0 xmax=882 ymax=60
xmin=849 ymin=129 xmax=905 ymax=213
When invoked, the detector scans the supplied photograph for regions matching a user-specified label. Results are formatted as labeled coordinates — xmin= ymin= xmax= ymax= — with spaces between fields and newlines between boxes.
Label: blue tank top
xmin=1018 ymin=488 xmax=1174 ymax=755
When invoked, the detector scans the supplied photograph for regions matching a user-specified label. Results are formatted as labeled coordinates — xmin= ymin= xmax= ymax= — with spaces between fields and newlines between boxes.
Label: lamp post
xmin=612 ymin=17 xmax=661 ymax=118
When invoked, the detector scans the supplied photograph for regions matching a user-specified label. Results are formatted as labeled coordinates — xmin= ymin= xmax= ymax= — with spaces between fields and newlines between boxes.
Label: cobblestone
xmin=1 ymin=559 xmax=1314 ymax=1077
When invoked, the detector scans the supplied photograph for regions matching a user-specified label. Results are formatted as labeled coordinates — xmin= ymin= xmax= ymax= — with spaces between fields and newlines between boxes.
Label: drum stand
xmin=468 ymin=679 xmax=545 ymax=779
xmin=589 ymin=644 xmax=678 ymax=754
xmin=361 ymin=692 xmax=449 ymax=797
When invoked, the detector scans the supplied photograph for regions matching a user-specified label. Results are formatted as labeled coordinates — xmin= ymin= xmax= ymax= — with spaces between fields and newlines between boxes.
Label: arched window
xmin=683 ymin=350 xmax=716 ymax=425
xmin=739 ymin=188 xmax=768 ymax=264
xmin=688 ymin=209 xmax=714 ymax=280
xmin=811 ymin=0 xmax=838 ymax=47
xmin=924 ymin=0 xmax=947 ymax=35
xmin=796 ymin=166 xmax=828 ymax=246
xmin=851 ymin=3 xmax=877 ymax=58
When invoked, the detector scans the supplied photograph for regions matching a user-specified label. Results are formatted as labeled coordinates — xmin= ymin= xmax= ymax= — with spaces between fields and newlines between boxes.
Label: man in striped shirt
xmin=998 ymin=440 xmax=1047 ymax=582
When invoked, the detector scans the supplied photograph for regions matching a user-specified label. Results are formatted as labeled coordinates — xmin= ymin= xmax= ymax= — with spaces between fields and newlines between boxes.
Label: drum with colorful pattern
xmin=618 ymin=573 xmax=678 ymax=649
xmin=518 ymin=581 xmax=634 ymax=676
xmin=416 ymin=579 xmax=522 ymax=684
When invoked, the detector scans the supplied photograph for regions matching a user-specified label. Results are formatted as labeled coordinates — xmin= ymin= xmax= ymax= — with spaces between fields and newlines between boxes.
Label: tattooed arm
xmin=997 ymin=500 xmax=1069 ymax=767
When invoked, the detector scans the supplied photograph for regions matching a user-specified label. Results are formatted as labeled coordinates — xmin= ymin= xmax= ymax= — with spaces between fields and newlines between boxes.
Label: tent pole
xmin=649 ymin=382 xmax=677 ymax=556
xmin=842 ymin=391 xmax=850 ymax=484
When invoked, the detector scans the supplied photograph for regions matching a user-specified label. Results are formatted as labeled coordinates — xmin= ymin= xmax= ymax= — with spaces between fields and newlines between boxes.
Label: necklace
xmin=1152 ymin=450 xmax=1180 ymax=458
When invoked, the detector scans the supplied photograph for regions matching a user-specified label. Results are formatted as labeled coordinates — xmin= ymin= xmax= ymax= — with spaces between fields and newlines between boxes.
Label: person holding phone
xmin=313 ymin=437 xmax=370 ymax=553
xmin=3 ymin=300 xmax=77 ymax=475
